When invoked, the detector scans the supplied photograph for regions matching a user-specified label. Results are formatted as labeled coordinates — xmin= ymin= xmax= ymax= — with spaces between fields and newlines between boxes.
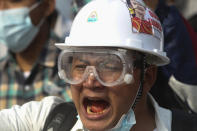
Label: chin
xmin=80 ymin=113 xmax=119 ymax=131
xmin=83 ymin=121 xmax=112 ymax=131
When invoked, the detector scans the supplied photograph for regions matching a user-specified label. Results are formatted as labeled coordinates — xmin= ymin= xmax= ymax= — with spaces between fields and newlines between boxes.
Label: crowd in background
xmin=0 ymin=0 xmax=197 ymax=115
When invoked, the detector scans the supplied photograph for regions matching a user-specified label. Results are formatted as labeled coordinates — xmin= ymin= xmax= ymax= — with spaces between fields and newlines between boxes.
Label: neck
xmin=15 ymin=21 xmax=50 ymax=72
xmin=131 ymin=95 xmax=156 ymax=131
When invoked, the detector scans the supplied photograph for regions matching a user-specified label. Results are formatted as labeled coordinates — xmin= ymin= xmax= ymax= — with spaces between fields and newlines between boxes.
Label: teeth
xmin=87 ymin=105 xmax=94 ymax=114
xmin=87 ymin=105 xmax=107 ymax=114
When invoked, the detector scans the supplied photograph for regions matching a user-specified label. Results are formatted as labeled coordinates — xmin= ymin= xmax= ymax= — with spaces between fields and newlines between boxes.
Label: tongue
xmin=90 ymin=100 xmax=108 ymax=113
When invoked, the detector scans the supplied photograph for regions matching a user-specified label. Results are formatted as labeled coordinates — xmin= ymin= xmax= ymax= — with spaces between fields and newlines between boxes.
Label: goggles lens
xmin=58 ymin=48 xmax=134 ymax=86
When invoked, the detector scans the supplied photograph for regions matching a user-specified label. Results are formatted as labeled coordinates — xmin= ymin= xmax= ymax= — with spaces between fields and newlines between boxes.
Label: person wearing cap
xmin=0 ymin=0 xmax=71 ymax=109
xmin=1 ymin=0 xmax=197 ymax=131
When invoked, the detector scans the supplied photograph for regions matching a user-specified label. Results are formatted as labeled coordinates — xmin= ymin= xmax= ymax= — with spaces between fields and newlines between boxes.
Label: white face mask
xmin=0 ymin=2 xmax=44 ymax=53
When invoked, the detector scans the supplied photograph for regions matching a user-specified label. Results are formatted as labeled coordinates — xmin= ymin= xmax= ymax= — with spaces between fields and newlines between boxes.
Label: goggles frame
xmin=58 ymin=47 xmax=135 ymax=87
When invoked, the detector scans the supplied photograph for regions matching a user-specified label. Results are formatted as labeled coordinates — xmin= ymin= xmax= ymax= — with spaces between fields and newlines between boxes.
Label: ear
xmin=143 ymin=65 xmax=157 ymax=93
xmin=44 ymin=0 xmax=56 ymax=17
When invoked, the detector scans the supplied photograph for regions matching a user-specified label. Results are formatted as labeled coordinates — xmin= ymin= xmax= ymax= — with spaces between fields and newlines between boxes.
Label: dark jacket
xmin=151 ymin=0 xmax=197 ymax=113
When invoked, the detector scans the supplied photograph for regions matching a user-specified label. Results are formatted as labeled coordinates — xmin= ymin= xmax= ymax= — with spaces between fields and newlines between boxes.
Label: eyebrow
xmin=74 ymin=58 xmax=90 ymax=65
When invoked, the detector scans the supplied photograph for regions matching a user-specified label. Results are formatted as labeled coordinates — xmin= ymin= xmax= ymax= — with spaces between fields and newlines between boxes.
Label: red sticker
xmin=126 ymin=0 xmax=162 ymax=40
xmin=132 ymin=17 xmax=153 ymax=35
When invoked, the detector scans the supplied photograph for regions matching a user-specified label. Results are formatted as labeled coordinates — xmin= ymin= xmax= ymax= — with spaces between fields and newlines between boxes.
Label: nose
xmin=83 ymin=72 xmax=103 ymax=89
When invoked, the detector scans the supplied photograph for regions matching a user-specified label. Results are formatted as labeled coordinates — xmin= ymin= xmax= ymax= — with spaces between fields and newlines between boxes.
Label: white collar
xmin=71 ymin=94 xmax=172 ymax=131
xmin=148 ymin=94 xmax=172 ymax=131
xmin=71 ymin=116 xmax=85 ymax=131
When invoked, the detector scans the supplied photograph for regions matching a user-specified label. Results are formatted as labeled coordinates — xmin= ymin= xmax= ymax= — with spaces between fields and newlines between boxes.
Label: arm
xmin=145 ymin=0 xmax=197 ymax=84
xmin=147 ymin=0 xmax=197 ymax=111
xmin=0 ymin=96 xmax=64 ymax=131
xmin=156 ymin=0 xmax=197 ymax=84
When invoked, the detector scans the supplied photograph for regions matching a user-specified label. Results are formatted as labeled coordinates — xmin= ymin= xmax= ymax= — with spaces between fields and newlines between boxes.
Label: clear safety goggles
xmin=58 ymin=47 xmax=135 ymax=87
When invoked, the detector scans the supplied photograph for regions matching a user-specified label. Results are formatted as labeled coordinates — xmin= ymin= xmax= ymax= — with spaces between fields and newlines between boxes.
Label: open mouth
xmin=83 ymin=97 xmax=110 ymax=115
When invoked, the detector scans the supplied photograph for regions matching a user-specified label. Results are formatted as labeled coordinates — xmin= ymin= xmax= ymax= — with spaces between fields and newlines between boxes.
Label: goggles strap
xmin=132 ymin=54 xmax=146 ymax=109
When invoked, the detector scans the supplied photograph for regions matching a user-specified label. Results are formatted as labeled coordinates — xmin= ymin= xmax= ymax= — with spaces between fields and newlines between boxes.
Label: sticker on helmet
xmin=126 ymin=0 xmax=162 ymax=40
xmin=87 ymin=11 xmax=98 ymax=22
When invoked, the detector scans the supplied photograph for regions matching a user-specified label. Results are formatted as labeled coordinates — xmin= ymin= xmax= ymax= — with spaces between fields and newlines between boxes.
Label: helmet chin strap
xmin=132 ymin=54 xmax=146 ymax=109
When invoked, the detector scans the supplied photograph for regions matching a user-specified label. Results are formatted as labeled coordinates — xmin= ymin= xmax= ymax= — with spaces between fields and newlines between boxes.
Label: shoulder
xmin=39 ymin=96 xmax=66 ymax=105
xmin=0 ymin=96 xmax=65 ymax=117
xmin=171 ymin=109 xmax=197 ymax=131
xmin=11 ymin=96 xmax=65 ymax=112
xmin=150 ymin=94 xmax=197 ymax=131
xmin=0 ymin=96 xmax=65 ymax=131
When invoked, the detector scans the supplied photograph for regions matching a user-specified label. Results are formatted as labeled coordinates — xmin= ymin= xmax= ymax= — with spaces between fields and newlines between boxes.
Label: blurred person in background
xmin=144 ymin=0 xmax=197 ymax=114
xmin=164 ymin=0 xmax=188 ymax=14
xmin=0 ymin=43 xmax=7 ymax=63
xmin=54 ymin=0 xmax=73 ymax=40
xmin=0 ymin=43 xmax=8 ymax=69
xmin=0 ymin=0 xmax=71 ymax=109
xmin=53 ymin=0 xmax=91 ymax=41
xmin=72 ymin=0 xmax=92 ymax=17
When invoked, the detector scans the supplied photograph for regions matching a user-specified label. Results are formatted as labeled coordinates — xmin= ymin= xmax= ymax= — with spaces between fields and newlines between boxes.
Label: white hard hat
xmin=56 ymin=0 xmax=170 ymax=66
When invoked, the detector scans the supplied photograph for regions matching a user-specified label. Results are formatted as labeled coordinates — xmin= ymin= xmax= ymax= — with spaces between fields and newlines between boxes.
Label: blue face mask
xmin=108 ymin=107 xmax=136 ymax=131
xmin=0 ymin=2 xmax=44 ymax=53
